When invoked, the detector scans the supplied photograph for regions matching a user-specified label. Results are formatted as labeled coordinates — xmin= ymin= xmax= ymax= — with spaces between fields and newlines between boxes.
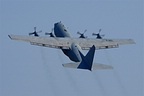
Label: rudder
xmin=77 ymin=45 xmax=95 ymax=71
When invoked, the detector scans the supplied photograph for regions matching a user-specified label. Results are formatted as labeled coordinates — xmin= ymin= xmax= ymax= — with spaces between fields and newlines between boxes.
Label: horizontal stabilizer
xmin=62 ymin=63 xmax=113 ymax=70
xmin=92 ymin=63 xmax=113 ymax=70
xmin=62 ymin=63 xmax=80 ymax=68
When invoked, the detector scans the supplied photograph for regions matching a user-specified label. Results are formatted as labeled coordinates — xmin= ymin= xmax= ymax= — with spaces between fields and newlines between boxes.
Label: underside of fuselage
xmin=62 ymin=49 xmax=81 ymax=62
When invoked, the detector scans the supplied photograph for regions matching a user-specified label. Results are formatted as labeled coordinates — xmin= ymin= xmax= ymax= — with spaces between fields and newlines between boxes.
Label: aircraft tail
xmin=62 ymin=45 xmax=95 ymax=71
xmin=77 ymin=45 xmax=95 ymax=71
xmin=62 ymin=45 xmax=113 ymax=71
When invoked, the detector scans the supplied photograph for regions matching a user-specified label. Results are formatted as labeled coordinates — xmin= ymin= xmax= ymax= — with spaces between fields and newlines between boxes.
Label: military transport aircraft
xmin=8 ymin=22 xmax=135 ymax=71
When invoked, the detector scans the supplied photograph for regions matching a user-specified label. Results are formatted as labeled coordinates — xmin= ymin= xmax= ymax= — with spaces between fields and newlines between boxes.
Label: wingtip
xmin=106 ymin=65 xmax=114 ymax=69
xmin=133 ymin=41 xmax=136 ymax=44
xmin=109 ymin=66 xmax=114 ymax=69
xmin=129 ymin=39 xmax=136 ymax=44
xmin=8 ymin=35 xmax=12 ymax=39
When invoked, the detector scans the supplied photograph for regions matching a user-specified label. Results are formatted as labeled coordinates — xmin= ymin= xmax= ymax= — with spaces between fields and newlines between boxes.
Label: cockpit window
xmin=64 ymin=29 xmax=67 ymax=32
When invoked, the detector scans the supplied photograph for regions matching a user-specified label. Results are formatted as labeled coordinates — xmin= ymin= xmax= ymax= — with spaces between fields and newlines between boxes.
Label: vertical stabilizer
xmin=77 ymin=45 xmax=95 ymax=71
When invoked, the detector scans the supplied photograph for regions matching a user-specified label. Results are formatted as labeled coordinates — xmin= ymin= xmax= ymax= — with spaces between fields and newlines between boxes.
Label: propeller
xmin=92 ymin=29 xmax=105 ymax=39
xmin=29 ymin=27 xmax=42 ymax=37
xmin=77 ymin=29 xmax=87 ymax=38
xmin=45 ymin=28 xmax=54 ymax=37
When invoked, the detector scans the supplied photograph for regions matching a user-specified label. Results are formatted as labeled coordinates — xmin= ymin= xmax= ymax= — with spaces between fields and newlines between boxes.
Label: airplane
xmin=8 ymin=22 xmax=135 ymax=71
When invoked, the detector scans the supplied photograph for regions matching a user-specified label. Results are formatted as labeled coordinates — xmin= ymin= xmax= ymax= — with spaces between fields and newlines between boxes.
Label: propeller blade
xmin=83 ymin=29 xmax=87 ymax=34
xmin=29 ymin=32 xmax=34 ymax=35
xmin=92 ymin=33 xmax=98 ymax=36
xmin=34 ymin=27 xmax=36 ymax=32
xmin=45 ymin=28 xmax=54 ymax=35
xmin=28 ymin=27 xmax=41 ymax=37
xmin=45 ymin=32 xmax=54 ymax=37
xmin=92 ymin=29 xmax=104 ymax=39
xmin=37 ymin=30 xmax=42 ymax=33
xmin=77 ymin=30 xmax=87 ymax=38
xmin=45 ymin=32 xmax=51 ymax=35
xmin=99 ymin=29 xmax=102 ymax=33
xmin=77 ymin=31 xmax=82 ymax=35
xmin=101 ymin=34 xmax=105 ymax=37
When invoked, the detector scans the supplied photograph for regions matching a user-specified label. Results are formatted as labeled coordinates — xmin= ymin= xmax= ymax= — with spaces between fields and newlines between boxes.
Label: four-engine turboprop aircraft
xmin=8 ymin=22 xmax=135 ymax=71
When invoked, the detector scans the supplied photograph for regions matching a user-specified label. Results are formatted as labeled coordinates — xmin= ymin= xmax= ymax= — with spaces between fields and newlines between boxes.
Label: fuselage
xmin=54 ymin=22 xmax=82 ymax=62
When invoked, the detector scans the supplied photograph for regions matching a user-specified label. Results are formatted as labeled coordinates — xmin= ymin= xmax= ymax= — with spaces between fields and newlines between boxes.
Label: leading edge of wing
xmin=110 ymin=39 xmax=136 ymax=45
xmin=9 ymin=34 xmax=33 ymax=42
xmin=8 ymin=35 xmax=135 ymax=50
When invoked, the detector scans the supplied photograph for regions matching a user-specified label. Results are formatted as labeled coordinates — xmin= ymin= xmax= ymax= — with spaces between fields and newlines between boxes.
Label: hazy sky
xmin=0 ymin=0 xmax=143 ymax=96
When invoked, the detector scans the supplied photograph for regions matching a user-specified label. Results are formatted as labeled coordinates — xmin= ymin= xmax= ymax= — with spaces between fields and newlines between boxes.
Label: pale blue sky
xmin=0 ymin=0 xmax=143 ymax=96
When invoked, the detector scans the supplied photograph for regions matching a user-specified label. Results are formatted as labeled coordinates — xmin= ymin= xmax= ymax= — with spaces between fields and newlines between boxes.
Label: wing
xmin=76 ymin=38 xmax=135 ymax=50
xmin=62 ymin=63 xmax=113 ymax=70
xmin=8 ymin=35 xmax=70 ymax=49
xmin=8 ymin=35 xmax=135 ymax=50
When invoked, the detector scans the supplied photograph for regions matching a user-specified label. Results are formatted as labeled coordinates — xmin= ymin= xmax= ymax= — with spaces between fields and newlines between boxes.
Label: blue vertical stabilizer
xmin=77 ymin=45 xmax=95 ymax=71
